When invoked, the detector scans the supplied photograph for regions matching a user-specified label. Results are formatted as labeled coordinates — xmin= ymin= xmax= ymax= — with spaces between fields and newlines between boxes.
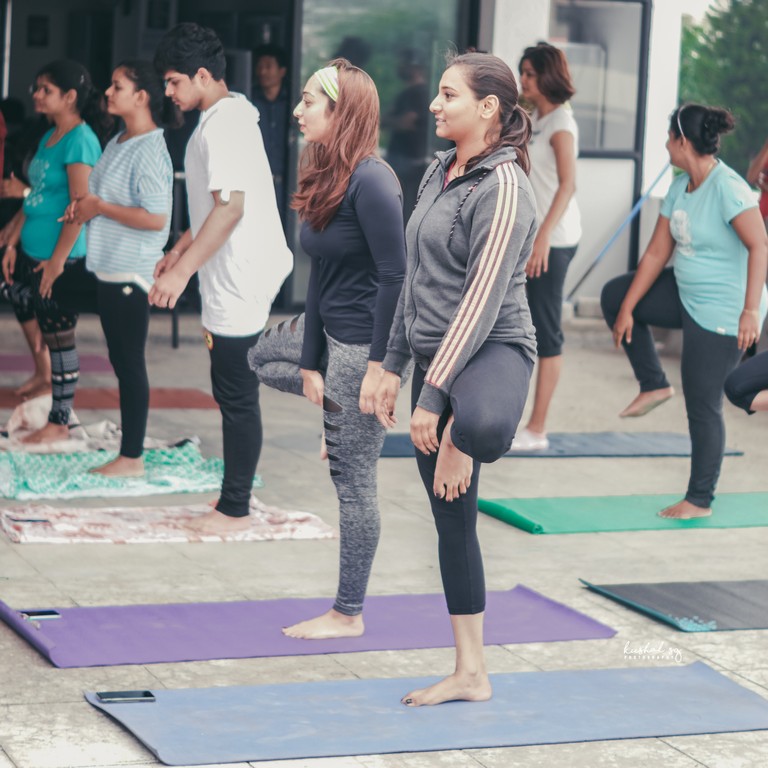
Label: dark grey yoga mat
xmin=381 ymin=431 xmax=743 ymax=458
xmin=582 ymin=579 xmax=768 ymax=631
xmin=85 ymin=662 xmax=768 ymax=765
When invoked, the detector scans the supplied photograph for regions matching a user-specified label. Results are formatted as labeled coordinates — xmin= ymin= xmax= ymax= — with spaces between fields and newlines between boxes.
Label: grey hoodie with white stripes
xmin=382 ymin=146 xmax=538 ymax=414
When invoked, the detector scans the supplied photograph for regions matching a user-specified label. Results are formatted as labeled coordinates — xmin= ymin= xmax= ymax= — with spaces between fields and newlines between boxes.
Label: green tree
xmin=679 ymin=0 xmax=768 ymax=178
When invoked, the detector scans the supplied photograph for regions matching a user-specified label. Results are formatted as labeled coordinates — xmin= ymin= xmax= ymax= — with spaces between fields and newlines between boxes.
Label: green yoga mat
xmin=478 ymin=493 xmax=768 ymax=534
xmin=0 ymin=440 xmax=262 ymax=500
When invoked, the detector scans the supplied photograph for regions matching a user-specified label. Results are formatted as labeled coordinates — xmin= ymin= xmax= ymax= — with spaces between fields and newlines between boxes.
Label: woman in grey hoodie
xmin=375 ymin=52 xmax=538 ymax=706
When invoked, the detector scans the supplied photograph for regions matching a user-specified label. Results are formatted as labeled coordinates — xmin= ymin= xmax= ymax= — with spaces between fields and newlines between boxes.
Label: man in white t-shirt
xmin=151 ymin=22 xmax=293 ymax=534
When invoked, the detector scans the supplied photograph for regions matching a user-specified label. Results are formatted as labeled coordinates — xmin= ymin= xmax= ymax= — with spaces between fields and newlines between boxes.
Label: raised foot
xmin=619 ymin=386 xmax=675 ymax=418
xmin=89 ymin=456 xmax=144 ymax=478
xmin=658 ymin=499 xmax=712 ymax=520
xmin=282 ymin=608 xmax=364 ymax=639
xmin=21 ymin=422 xmax=69 ymax=444
xmin=434 ymin=421 xmax=472 ymax=502
xmin=402 ymin=671 xmax=492 ymax=707
xmin=14 ymin=374 xmax=51 ymax=400
xmin=185 ymin=508 xmax=251 ymax=534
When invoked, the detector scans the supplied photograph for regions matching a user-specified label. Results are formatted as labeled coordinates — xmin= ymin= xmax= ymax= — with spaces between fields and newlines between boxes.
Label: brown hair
xmin=519 ymin=43 xmax=576 ymax=105
xmin=447 ymin=52 xmax=531 ymax=174
xmin=292 ymin=58 xmax=380 ymax=230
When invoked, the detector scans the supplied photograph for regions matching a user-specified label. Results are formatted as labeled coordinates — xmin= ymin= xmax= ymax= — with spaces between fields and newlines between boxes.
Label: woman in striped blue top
xmin=65 ymin=61 xmax=176 ymax=476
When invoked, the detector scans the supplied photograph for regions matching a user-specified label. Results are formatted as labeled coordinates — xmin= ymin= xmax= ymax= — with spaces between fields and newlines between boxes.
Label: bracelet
xmin=168 ymin=248 xmax=181 ymax=257
xmin=5 ymin=243 xmax=16 ymax=249
xmin=743 ymin=308 xmax=760 ymax=315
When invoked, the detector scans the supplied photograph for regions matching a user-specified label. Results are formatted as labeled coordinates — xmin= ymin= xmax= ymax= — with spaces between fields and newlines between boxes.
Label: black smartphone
xmin=21 ymin=610 xmax=61 ymax=620
xmin=96 ymin=690 xmax=156 ymax=703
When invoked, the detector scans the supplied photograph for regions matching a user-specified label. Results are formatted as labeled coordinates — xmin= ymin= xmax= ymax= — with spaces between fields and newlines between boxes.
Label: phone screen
xmin=21 ymin=610 xmax=61 ymax=620
xmin=96 ymin=690 xmax=156 ymax=703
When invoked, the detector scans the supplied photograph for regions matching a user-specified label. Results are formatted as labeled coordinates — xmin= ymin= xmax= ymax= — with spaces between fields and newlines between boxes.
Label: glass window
xmin=549 ymin=0 xmax=643 ymax=151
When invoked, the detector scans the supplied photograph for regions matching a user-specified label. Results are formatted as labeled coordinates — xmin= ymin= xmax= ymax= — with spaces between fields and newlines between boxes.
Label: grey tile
xmin=662 ymin=731 xmax=768 ymax=768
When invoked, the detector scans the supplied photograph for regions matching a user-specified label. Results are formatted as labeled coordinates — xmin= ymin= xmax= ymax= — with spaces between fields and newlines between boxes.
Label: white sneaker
xmin=509 ymin=428 xmax=549 ymax=452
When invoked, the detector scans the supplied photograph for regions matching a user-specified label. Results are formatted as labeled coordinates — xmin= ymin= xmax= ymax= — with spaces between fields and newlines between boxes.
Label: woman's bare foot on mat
xmin=21 ymin=422 xmax=69 ymax=444
xmin=186 ymin=508 xmax=251 ymax=534
xmin=401 ymin=671 xmax=492 ymax=707
xmin=282 ymin=608 xmax=364 ymax=639
xmin=14 ymin=375 xmax=51 ymax=400
xmin=619 ymin=386 xmax=674 ymax=418
xmin=658 ymin=499 xmax=712 ymax=519
xmin=90 ymin=456 xmax=144 ymax=478
xmin=434 ymin=418 xmax=472 ymax=502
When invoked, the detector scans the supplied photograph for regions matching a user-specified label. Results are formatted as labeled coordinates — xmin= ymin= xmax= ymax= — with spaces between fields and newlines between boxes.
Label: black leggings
xmin=601 ymin=268 xmax=743 ymax=507
xmin=13 ymin=250 xmax=98 ymax=425
xmin=208 ymin=330 xmax=262 ymax=518
xmin=412 ymin=341 xmax=532 ymax=615
xmin=97 ymin=281 xmax=150 ymax=458
xmin=725 ymin=351 xmax=768 ymax=414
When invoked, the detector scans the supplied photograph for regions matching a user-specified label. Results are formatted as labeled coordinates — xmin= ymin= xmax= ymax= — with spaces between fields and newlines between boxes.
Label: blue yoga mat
xmin=86 ymin=662 xmax=768 ymax=765
xmin=381 ymin=431 xmax=743 ymax=458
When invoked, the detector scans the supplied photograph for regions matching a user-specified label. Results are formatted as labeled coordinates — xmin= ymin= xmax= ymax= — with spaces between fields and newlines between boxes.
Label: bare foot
xmin=320 ymin=431 xmax=328 ymax=461
xmin=658 ymin=499 xmax=712 ymax=519
xmin=619 ymin=386 xmax=674 ymax=418
xmin=282 ymin=608 xmax=364 ymax=639
xmin=14 ymin=375 xmax=51 ymax=400
xmin=90 ymin=456 xmax=144 ymax=478
xmin=434 ymin=420 xmax=472 ymax=502
xmin=21 ymin=422 xmax=69 ymax=444
xmin=186 ymin=508 xmax=251 ymax=534
xmin=402 ymin=671 xmax=492 ymax=707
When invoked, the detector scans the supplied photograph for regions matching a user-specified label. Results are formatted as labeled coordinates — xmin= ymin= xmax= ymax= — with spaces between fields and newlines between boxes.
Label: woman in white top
xmin=64 ymin=60 xmax=176 ymax=476
xmin=512 ymin=43 xmax=581 ymax=451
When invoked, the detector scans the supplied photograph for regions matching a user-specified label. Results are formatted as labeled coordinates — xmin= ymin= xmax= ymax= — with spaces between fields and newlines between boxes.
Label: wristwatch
xmin=22 ymin=187 xmax=30 ymax=198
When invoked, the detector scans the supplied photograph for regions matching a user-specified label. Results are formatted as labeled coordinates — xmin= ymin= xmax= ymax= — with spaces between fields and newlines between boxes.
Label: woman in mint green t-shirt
xmin=601 ymin=104 xmax=767 ymax=521
xmin=0 ymin=60 xmax=111 ymax=443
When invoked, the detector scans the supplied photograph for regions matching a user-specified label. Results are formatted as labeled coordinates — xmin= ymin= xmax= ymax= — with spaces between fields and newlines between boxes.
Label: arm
xmin=71 ymin=194 xmax=167 ymax=231
xmin=731 ymin=207 xmax=768 ymax=350
xmin=527 ymin=130 xmax=577 ymax=278
xmin=155 ymin=228 xmax=193 ymax=279
xmin=36 ymin=163 xmax=91 ymax=299
xmin=148 ymin=190 xmax=244 ymax=309
xmin=298 ymin=258 xmax=325 ymax=406
xmin=352 ymin=164 xmax=407 ymax=412
xmin=746 ymin=139 xmax=768 ymax=186
xmin=611 ymin=214 xmax=675 ymax=347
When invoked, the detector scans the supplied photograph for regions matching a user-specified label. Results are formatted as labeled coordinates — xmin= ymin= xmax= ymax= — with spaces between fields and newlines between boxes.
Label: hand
xmin=738 ymin=308 xmax=761 ymax=351
xmin=0 ymin=222 xmax=13 ymax=248
xmin=373 ymin=370 xmax=401 ymax=428
xmin=147 ymin=267 xmax=189 ymax=309
xmin=34 ymin=258 xmax=65 ymax=300
xmin=410 ymin=405 xmax=440 ymax=455
xmin=59 ymin=200 xmax=78 ymax=224
xmin=154 ymin=249 xmax=182 ymax=280
xmin=0 ymin=173 xmax=29 ymax=199
xmin=1 ymin=245 xmax=16 ymax=284
xmin=300 ymin=368 xmax=324 ymax=406
xmin=612 ymin=306 xmax=634 ymax=347
xmin=525 ymin=232 xmax=550 ymax=279
xmin=70 ymin=194 xmax=101 ymax=224
xmin=359 ymin=362 xmax=385 ymax=414
xmin=758 ymin=170 xmax=768 ymax=193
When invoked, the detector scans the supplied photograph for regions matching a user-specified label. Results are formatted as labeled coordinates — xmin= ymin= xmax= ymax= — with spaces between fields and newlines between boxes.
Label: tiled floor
xmin=1 ymin=311 xmax=767 ymax=767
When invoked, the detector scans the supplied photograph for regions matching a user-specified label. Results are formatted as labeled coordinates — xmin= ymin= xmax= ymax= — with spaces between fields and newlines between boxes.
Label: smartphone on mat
xmin=96 ymin=690 xmax=156 ymax=703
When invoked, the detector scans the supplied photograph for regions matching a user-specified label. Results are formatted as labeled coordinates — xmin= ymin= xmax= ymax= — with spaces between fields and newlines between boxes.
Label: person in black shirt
xmin=250 ymin=59 xmax=406 ymax=639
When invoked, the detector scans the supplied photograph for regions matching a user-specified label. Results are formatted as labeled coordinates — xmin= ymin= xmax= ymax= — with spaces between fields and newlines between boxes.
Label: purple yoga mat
xmin=0 ymin=353 xmax=113 ymax=373
xmin=0 ymin=586 xmax=615 ymax=668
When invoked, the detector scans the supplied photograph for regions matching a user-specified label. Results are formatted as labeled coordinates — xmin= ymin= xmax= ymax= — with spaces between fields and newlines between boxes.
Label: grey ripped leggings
xmin=249 ymin=314 xmax=386 ymax=616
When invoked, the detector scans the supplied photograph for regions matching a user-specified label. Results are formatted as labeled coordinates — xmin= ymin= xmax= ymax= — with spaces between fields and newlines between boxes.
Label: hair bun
xmin=704 ymin=107 xmax=735 ymax=137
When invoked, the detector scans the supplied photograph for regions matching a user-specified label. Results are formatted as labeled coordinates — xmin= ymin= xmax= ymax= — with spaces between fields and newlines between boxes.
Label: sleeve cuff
xmin=382 ymin=350 xmax=412 ymax=376
xmin=416 ymin=382 xmax=448 ymax=414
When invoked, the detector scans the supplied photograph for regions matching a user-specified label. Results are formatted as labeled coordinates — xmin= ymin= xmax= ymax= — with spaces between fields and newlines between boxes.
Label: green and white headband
xmin=314 ymin=66 xmax=339 ymax=102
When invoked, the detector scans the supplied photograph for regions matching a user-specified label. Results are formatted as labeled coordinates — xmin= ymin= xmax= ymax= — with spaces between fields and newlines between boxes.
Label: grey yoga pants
xmin=250 ymin=315 xmax=385 ymax=616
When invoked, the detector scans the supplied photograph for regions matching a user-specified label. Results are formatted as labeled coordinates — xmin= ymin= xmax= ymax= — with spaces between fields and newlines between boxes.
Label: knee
xmin=453 ymin=408 xmax=514 ymax=463
xmin=600 ymin=276 xmax=627 ymax=327
xmin=724 ymin=370 xmax=753 ymax=413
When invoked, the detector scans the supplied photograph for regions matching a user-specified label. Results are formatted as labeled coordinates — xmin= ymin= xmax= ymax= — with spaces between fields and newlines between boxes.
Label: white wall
xmin=488 ymin=0 xmax=548 ymax=73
